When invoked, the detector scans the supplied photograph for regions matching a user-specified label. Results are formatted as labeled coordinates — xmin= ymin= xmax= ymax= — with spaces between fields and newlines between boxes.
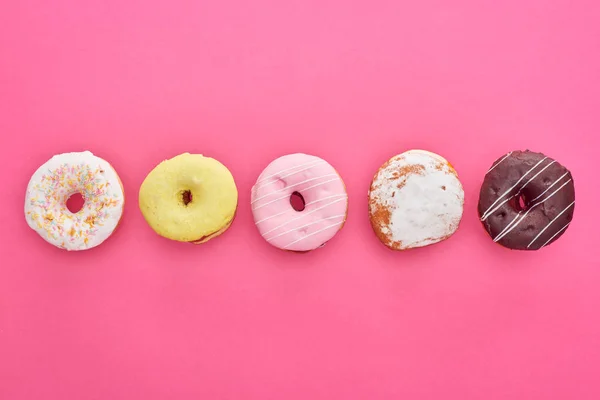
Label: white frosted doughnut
xmin=368 ymin=150 xmax=464 ymax=250
xmin=24 ymin=151 xmax=125 ymax=250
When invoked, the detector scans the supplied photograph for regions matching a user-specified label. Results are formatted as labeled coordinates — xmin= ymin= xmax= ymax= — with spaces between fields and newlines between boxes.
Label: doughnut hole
xmin=181 ymin=190 xmax=193 ymax=206
xmin=66 ymin=192 xmax=85 ymax=213
xmin=290 ymin=191 xmax=305 ymax=212
xmin=510 ymin=193 xmax=528 ymax=212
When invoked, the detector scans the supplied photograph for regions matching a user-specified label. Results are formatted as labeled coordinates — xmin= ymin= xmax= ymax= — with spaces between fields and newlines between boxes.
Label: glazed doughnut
xmin=478 ymin=150 xmax=575 ymax=250
xmin=368 ymin=150 xmax=464 ymax=250
xmin=139 ymin=153 xmax=238 ymax=243
xmin=251 ymin=153 xmax=348 ymax=252
xmin=24 ymin=151 xmax=125 ymax=250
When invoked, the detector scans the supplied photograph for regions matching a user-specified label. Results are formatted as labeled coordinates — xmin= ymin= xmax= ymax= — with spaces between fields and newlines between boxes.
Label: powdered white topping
xmin=369 ymin=150 xmax=464 ymax=250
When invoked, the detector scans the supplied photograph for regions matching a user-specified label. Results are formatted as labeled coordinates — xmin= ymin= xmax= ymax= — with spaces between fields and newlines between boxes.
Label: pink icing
xmin=251 ymin=153 xmax=348 ymax=252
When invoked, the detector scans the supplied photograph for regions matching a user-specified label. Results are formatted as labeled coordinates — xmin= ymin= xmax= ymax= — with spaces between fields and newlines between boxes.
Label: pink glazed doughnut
xmin=251 ymin=153 xmax=348 ymax=252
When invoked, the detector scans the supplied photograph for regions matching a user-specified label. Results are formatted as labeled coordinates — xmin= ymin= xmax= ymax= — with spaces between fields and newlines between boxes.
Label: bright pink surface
xmin=1 ymin=1 xmax=599 ymax=399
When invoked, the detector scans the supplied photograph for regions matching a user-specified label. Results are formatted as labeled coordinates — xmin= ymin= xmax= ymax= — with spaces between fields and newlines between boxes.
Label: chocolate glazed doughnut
xmin=478 ymin=150 xmax=575 ymax=250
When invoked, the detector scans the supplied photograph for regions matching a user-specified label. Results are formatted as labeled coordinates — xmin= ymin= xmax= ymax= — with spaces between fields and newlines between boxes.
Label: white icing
xmin=253 ymin=161 xmax=326 ymax=190
xmin=283 ymin=221 xmax=344 ymax=249
xmin=480 ymin=157 xmax=548 ymax=221
xmin=24 ymin=151 xmax=124 ymax=251
xmin=252 ymin=177 xmax=341 ymax=210
xmin=255 ymin=159 xmax=323 ymax=184
xmin=540 ymin=222 xmax=570 ymax=248
xmin=369 ymin=150 xmax=464 ymax=249
xmin=518 ymin=160 xmax=556 ymax=192
xmin=529 ymin=171 xmax=569 ymax=202
xmin=260 ymin=197 xmax=347 ymax=236
xmin=486 ymin=151 xmax=512 ymax=174
xmin=266 ymin=214 xmax=346 ymax=242
xmin=254 ymin=194 xmax=346 ymax=225
xmin=527 ymin=200 xmax=575 ymax=248
xmin=493 ymin=178 xmax=573 ymax=242
xmin=251 ymin=174 xmax=338 ymax=204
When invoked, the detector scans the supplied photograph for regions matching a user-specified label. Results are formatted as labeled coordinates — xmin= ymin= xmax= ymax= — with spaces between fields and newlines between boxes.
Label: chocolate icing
xmin=478 ymin=150 xmax=575 ymax=250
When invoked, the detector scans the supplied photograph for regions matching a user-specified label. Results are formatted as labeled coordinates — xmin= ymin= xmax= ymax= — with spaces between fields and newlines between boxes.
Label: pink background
xmin=1 ymin=1 xmax=599 ymax=399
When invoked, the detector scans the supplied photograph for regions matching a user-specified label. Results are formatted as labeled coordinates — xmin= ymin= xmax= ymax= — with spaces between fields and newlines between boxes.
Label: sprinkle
xmin=26 ymin=159 xmax=122 ymax=249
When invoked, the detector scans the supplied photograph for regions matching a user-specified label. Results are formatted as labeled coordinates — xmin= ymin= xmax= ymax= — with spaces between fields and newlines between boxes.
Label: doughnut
xmin=24 ymin=151 xmax=125 ymax=250
xmin=251 ymin=153 xmax=348 ymax=252
xmin=139 ymin=153 xmax=238 ymax=243
xmin=478 ymin=150 xmax=575 ymax=250
xmin=368 ymin=150 xmax=464 ymax=250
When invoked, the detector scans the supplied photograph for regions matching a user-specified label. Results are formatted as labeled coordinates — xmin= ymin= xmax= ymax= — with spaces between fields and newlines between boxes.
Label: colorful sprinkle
xmin=25 ymin=152 xmax=124 ymax=250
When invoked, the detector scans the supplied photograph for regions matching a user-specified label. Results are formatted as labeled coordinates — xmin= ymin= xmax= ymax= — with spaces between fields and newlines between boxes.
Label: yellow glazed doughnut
xmin=139 ymin=153 xmax=238 ymax=243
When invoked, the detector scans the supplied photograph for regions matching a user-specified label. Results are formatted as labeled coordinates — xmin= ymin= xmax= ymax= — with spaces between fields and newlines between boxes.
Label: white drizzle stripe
xmin=489 ymin=160 xmax=557 ymax=229
xmin=253 ymin=194 xmax=296 ymax=211
xmin=493 ymin=213 xmax=522 ymax=242
xmin=494 ymin=179 xmax=572 ymax=242
xmin=266 ymin=214 xmax=346 ymax=241
xmin=518 ymin=160 xmax=556 ymax=193
xmin=530 ymin=172 xmax=569 ymax=202
xmin=483 ymin=170 xmax=568 ymax=223
xmin=255 ymin=194 xmax=347 ymax=224
xmin=252 ymin=178 xmax=341 ymax=211
xmin=283 ymin=222 xmax=344 ymax=249
xmin=527 ymin=201 xmax=575 ymax=248
xmin=493 ymin=179 xmax=572 ymax=242
xmin=304 ymin=194 xmax=347 ymax=207
xmin=540 ymin=222 xmax=570 ymax=248
xmin=480 ymin=157 xmax=548 ymax=221
xmin=480 ymin=197 xmax=512 ymax=222
xmin=256 ymin=159 xmax=323 ymax=184
xmin=255 ymin=209 xmax=289 ymax=224
xmin=259 ymin=197 xmax=347 ymax=236
xmin=486 ymin=152 xmax=513 ymax=174
xmin=251 ymin=174 xmax=338 ymax=204
xmin=253 ymin=161 xmax=325 ymax=191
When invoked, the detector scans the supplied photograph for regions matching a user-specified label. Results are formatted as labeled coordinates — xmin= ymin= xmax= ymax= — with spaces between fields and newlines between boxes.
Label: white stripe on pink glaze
xmin=283 ymin=221 xmax=345 ymax=249
xmin=260 ymin=197 xmax=347 ymax=236
xmin=251 ymin=153 xmax=348 ymax=252
xmin=252 ymin=178 xmax=342 ymax=211
xmin=304 ymin=193 xmax=348 ymax=207
xmin=256 ymin=159 xmax=323 ymax=184
xmin=253 ymin=161 xmax=326 ymax=191
xmin=255 ymin=194 xmax=347 ymax=224
xmin=255 ymin=209 xmax=289 ymax=225
xmin=251 ymin=173 xmax=338 ymax=204
xmin=266 ymin=214 xmax=346 ymax=242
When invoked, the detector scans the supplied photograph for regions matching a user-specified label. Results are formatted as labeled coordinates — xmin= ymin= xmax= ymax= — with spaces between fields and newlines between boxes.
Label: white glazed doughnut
xmin=24 ymin=151 xmax=125 ymax=250
xmin=368 ymin=149 xmax=464 ymax=250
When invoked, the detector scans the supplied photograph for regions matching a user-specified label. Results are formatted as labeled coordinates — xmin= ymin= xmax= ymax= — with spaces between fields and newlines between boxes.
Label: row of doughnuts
xmin=24 ymin=150 xmax=575 ymax=252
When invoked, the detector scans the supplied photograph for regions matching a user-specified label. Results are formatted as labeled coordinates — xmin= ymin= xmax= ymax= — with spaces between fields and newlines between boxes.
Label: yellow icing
xmin=139 ymin=153 xmax=238 ymax=242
